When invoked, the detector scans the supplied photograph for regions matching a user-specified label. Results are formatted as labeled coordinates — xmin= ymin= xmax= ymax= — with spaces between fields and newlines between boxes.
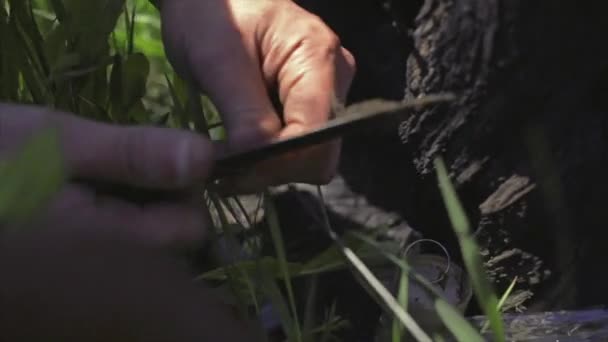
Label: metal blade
xmin=210 ymin=93 xmax=455 ymax=180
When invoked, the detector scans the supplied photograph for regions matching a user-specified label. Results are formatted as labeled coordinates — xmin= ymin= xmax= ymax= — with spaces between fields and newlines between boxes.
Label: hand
xmin=0 ymin=224 xmax=262 ymax=341
xmin=160 ymin=0 xmax=356 ymax=193
xmin=0 ymin=103 xmax=214 ymax=248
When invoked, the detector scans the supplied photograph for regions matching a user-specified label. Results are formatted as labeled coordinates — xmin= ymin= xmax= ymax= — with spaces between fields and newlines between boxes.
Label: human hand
xmin=160 ymin=0 xmax=356 ymax=193
xmin=0 ymin=103 xmax=214 ymax=248
xmin=0 ymin=225 xmax=263 ymax=342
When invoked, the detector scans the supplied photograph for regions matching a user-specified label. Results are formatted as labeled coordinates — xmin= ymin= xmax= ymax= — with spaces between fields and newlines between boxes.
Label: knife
xmin=210 ymin=92 xmax=455 ymax=180
xmin=81 ymin=93 xmax=454 ymax=203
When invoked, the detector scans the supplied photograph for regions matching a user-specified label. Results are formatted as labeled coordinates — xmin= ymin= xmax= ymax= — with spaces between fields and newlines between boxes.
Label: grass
xmin=0 ymin=1 xmax=512 ymax=341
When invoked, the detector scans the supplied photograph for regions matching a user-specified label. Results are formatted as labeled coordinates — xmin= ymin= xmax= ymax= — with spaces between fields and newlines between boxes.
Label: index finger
xmin=0 ymin=104 xmax=215 ymax=190
xmin=277 ymin=43 xmax=352 ymax=138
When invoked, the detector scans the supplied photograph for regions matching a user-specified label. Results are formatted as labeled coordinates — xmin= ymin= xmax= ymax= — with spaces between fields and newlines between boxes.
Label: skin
xmin=0 ymin=226 xmax=265 ymax=341
xmin=160 ymin=0 xmax=356 ymax=193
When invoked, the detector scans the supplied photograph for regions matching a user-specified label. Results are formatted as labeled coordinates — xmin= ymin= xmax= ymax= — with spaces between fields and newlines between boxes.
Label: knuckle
xmin=298 ymin=15 xmax=340 ymax=48
xmin=343 ymin=48 xmax=357 ymax=70
xmin=325 ymin=31 xmax=341 ymax=50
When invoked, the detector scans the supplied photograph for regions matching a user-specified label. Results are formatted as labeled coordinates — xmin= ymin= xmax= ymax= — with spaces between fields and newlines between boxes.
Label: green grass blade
xmin=497 ymin=277 xmax=518 ymax=311
xmin=336 ymin=239 xmax=432 ymax=342
xmin=264 ymin=192 xmax=303 ymax=342
xmin=112 ymin=28 xmax=165 ymax=58
xmin=434 ymin=157 xmax=505 ymax=342
xmin=0 ymin=7 xmax=20 ymax=101
xmin=315 ymin=188 xmax=432 ymax=342
xmin=302 ymin=276 xmax=319 ymax=342
xmin=258 ymin=265 xmax=297 ymax=341
xmin=48 ymin=0 xmax=66 ymax=23
xmin=207 ymin=193 xmax=260 ymax=312
xmin=434 ymin=300 xmax=484 ymax=342
xmin=164 ymin=73 xmax=189 ymax=128
xmin=127 ymin=2 xmax=137 ymax=54
xmin=482 ymin=276 xmax=518 ymax=332
xmin=392 ymin=266 xmax=409 ymax=342
xmin=9 ymin=16 xmax=51 ymax=103
xmin=349 ymin=232 xmax=445 ymax=301
xmin=348 ymin=231 xmax=485 ymax=341
xmin=186 ymin=85 xmax=209 ymax=134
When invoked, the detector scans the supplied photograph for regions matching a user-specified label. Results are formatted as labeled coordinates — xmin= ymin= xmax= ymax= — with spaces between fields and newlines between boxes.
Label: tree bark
xmin=396 ymin=0 xmax=608 ymax=312
xmin=300 ymin=0 xmax=608 ymax=315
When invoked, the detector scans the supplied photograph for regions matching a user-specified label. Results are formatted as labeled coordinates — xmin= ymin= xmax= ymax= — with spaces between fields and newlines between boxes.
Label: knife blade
xmin=77 ymin=93 xmax=454 ymax=204
xmin=210 ymin=93 xmax=455 ymax=180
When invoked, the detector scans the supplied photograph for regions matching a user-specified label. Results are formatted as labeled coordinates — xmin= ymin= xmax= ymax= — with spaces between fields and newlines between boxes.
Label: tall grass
xmin=0 ymin=1 xmax=511 ymax=341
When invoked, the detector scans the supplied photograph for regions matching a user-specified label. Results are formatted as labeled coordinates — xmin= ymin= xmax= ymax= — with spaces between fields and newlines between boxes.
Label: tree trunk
xmin=398 ymin=0 xmax=608 ymax=312
xmin=299 ymin=0 xmax=608 ymax=316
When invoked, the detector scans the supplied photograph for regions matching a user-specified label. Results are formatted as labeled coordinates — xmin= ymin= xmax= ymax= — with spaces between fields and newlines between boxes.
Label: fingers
xmin=275 ymin=34 xmax=356 ymax=183
xmin=188 ymin=45 xmax=283 ymax=151
xmin=275 ymin=29 xmax=350 ymax=135
xmin=158 ymin=0 xmax=356 ymax=193
xmin=217 ymin=9 xmax=356 ymax=193
xmin=62 ymin=121 xmax=215 ymax=189
xmin=161 ymin=0 xmax=282 ymax=151
xmin=0 ymin=103 xmax=214 ymax=189
xmin=38 ymin=183 xmax=209 ymax=249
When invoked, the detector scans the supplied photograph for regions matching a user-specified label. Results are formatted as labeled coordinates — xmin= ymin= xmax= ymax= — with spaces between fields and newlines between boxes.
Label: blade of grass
xmin=164 ymin=73 xmax=188 ymax=128
xmin=112 ymin=28 xmax=165 ymax=58
xmin=11 ymin=16 xmax=51 ymax=103
xmin=258 ymin=265 xmax=298 ymax=341
xmin=218 ymin=191 xmax=303 ymax=340
xmin=481 ymin=276 xmax=518 ymax=333
xmin=434 ymin=300 xmax=484 ymax=342
xmin=497 ymin=277 xmax=518 ymax=311
xmin=0 ymin=6 xmax=20 ymax=101
xmin=126 ymin=1 xmax=136 ymax=55
xmin=302 ymin=276 xmax=319 ymax=342
xmin=48 ymin=0 xmax=66 ymax=23
xmin=317 ymin=303 xmax=349 ymax=342
xmin=392 ymin=265 xmax=409 ymax=342
xmin=208 ymin=193 xmax=261 ymax=312
xmin=186 ymin=84 xmax=210 ymax=135
xmin=315 ymin=187 xmax=432 ymax=342
xmin=11 ymin=0 xmax=49 ymax=77
xmin=264 ymin=191 xmax=303 ymax=342
xmin=434 ymin=156 xmax=505 ymax=342
xmin=349 ymin=230 xmax=484 ymax=341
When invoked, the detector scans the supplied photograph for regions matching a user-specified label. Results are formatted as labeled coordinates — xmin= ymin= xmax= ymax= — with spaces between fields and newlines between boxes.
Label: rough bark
xmin=299 ymin=0 xmax=608 ymax=316
xmin=395 ymin=0 xmax=608 ymax=312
